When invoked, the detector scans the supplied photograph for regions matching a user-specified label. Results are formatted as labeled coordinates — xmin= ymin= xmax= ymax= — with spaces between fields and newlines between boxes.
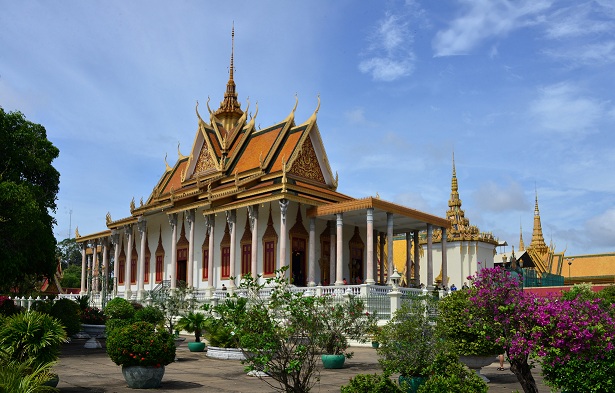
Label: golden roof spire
xmin=529 ymin=189 xmax=548 ymax=254
xmin=214 ymin=24 xmax=244 ymax=129
xmin=447 ymin=151 xmax=471 ymax=233
xmin=519 ymin=222 xmax=525 ymax=251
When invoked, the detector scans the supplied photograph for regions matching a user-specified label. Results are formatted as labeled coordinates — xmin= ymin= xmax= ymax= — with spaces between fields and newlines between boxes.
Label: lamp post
xmin=566 ymin=258 xmax=574 ymax=281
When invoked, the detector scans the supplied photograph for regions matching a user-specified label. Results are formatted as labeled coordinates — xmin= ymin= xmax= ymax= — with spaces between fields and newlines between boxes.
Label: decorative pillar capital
xmin=226 ymin=209 xmax=236 ymax=231
xmin=186 ymin=209 xmax=195 ymax=230
xmin=137 ymin=217 xmax=147 ymax=234
xmin=279 ymin=199 xmax=289 ymax=223
xmin=204 ymin=214 xmax=215 ymax=234
xmin=168 ymin=213 xmax=178 ymax=228
xmin=248 ymin=205 xmax=259 ymax=231
xmin=111 ymin=229 xmax=120 ymax=245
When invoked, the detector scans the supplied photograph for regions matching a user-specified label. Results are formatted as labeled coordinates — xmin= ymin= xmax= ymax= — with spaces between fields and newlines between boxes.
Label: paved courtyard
xmin=55 ymin=337 xmax=555 ymax=392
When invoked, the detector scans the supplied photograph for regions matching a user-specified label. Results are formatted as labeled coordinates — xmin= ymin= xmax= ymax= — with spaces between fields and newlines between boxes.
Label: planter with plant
xmin=416 ymin=352 xmax=488 ymax=393
xmin=106 ymin=321 xmax=176 ymax=388
xmin=377 ymin=297 xmax=439 ymax=393
xmin=176 ymin=311 xmax=207 ymax=352
xmin=315 ymin=295 xmax=377 ymax=369
xmin=341 ymin=373 xmax=402 ymax=393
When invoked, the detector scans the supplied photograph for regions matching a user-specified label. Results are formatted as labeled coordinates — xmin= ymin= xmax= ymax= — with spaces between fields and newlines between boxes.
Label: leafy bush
xmin=417 ymin=352 xmax=487 ymax=393
xmin=106 ymin=321 xmax=175 ymax=367
xmin=341 ymin=373 xmax=402 ymax=393
xmin=50 ymin=298 xmax=81 ymax=336
xmin=104 ymin=297 xmax=135 ymax=320
xmin=315 ymin=295 xmax=377 ymax=357
xmin=0 ymin=354 xmax=58 ymax=393
xmin=176 ymin=311 xmax=207 ymax=342
xmin=0 ymin=310 xmax=67 ymax=368
xmin=202 ymin=298 xmax=247 ymax=348
xmin=436 ymin=290 xmax=502 ymax=356
xmin=134 ymin=306 xmax=164 ymax=326
xmin=377 ymin=297 xmax=439 ymax=377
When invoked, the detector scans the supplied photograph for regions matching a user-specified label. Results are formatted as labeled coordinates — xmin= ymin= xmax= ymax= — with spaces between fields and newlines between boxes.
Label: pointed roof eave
xmin=260 ymin=106 xmax=298 ymax=171
xmin=183 ymin=102 xmax=221 ymax=181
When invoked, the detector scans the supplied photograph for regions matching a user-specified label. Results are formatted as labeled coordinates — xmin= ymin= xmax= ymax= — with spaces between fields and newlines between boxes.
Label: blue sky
xmin=1 ymin=0 xmax=614 ymax=257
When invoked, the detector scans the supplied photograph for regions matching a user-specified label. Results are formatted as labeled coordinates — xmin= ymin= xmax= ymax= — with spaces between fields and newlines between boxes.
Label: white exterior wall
xmin=420 ymin=240 xmax=496 ymax=288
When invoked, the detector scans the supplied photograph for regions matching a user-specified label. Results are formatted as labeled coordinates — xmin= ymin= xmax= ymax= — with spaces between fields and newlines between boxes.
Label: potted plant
xmin=315 ymin=295 xmax=377 ymax=369
xmin=105 ymin=321 xmax=176 ymax=388
xmin=341 ymin=373 xmax=402 ymax=393
xmin=436 ymin=289 xmax=502 ymax=382
xmin=377 ymin=297 xmax=438 ymax=393
xmin=176 ymin=311 xmax=207 ymax=352
xmin=369 ymin=325 xmax=383 ymax=348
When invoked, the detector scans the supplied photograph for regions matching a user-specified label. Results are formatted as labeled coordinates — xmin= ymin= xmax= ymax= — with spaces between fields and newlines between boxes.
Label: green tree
xmin=56 ymin=237 xmax=81 ymax=266
xmin=60 ymin=264 xmax=82 ymax=289
xmin=0 ymin=108 xmax=60 ymax=294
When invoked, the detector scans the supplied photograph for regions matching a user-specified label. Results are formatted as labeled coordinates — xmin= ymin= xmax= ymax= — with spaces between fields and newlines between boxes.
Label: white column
xmin=365 ymin=208 xmax=375 ymax=284
xmin=248 ymin=205 xmax=259 ymax=278
xmin=413 ymin=231 xmax=420 ymax=287
xmin=427 ymin=224 xmax=434 ymax=289
xmin=379 ymin=232 xmax=385 ymax=284
xmin=205 ymin=214 xmax=215 ymax=289
xmin=335 ymin=213 xmax=343 ymax=285
xmin=169 ymin=214 xmax=178 ymax=290
xmin=102 ymin=239 xmax=109 ymax=295
xmin=387 ymin=213 xmax=394 ymax=284
xmin=112 ymin=230 xmax=120 ymax=296
xmin=329 ymin=221 xmax=335 ymax=285
xmin=80 ymin=243 xmax=87 ymax=295
xmin=91 ymin=240 xmax=98 ymax=293
xmin=279 ymin=199 xmax=289 ymax=272
xmin=405 ymin=232 xmax=411 ymax=286
xmin=137 ymin=218 xmax=147 ymax=300
xmin=308 ymin=217 xmax=316 ymax=287
xmin=227 ymin=209 xmax=237 ymax=288
xmin=186 ymin=209 xmax=195 ymax=288
xmin=125 ymin=226 xmax=133 ymax=299
xmin=441 ymin=227 xmax=448 ymax=288
xmin=373 ymin=230 xmax=378 ymax=284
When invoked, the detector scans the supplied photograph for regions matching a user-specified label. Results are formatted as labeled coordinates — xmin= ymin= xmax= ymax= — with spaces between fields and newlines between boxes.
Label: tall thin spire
xmin=446 ymin=151 xmax=472 ymax=234
xmin=519 ymin=222 xmax=525 ymax=251
xmin=529 ymin=189 xmax=548 ymax=254
xmin=215 ymin=24 xmax=243 ymax=127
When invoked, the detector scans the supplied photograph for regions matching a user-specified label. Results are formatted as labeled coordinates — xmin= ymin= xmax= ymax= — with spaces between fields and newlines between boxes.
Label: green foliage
xmin=562 ymin=283 xmax=597 ymax=302
xmin=148 ymin=282 xmax=195 ymax=334
xmin=341 ymin=373 xmax=402 ymax=393
xmin=106 ymin=321 xmax=175 ymax=367
xmin=202 ymin=298 xmax=247 ymax=348
xmin=436 ymin=290 xmax=503 ymax=356
xmin=0 ymin=352 xmax=58 ymax=393
xmin=104 ymin=297 xmax=135 ymax=320
xmin=56 ymin=237 xmax=82 ymax=267
xmin=315 ymin=295 xmax=377 ymax=357
xmin=0 ymin=310 xmax=67 ymax=368
xmin=50 ymin=298 xmax=81 ymax=336
xmin=541 ymin=350 xmax=615 ymax=393
xmin=80 ymin=307 xmax=106 ymax=325
xmin=176 ymin=311 xmax=207 ymax=342
xmin=377 ymin=297 xmax=439 ymax=377
xmin=59 ymin=265 xmax=81 ymax=291
xmin=0 ymin=108 xmax=60 ymax=295
xmin=598 ymin=285 xmax=615 ymax=306
xmin=213 ymin=269 xmax=322 ymax=393
xmin=134 ymin=306 xmax=165 ymax=326
xmin=417 ymin=352 xmax=488 ymax=393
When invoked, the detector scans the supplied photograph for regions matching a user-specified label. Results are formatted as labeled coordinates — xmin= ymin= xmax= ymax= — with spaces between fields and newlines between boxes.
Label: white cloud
xmin=544 ymin=3 xmax=615 ymax=39
xmin=359 ymin=7 xmax=419 ymax=81
xmin=530 ymin=82 xmax=609 ymax=136
xmin=433 ymin=0 xmax=552 ymax=56
xmin=585 ymin=208 xmax=615 ymax=249
xmin=472 ymin=180 xmax=530 ymax=212
xmin=543 ymin=41 xmax=615 ymax=67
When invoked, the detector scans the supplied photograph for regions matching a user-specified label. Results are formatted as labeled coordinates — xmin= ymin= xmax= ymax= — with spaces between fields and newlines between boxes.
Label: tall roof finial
xmin=230 ymin=23 xmax=235 ymax=82
xmin=530 ymin=186 xmax=548 ymax=254
xmin=215 ymin=24 xmax=243 ymax=126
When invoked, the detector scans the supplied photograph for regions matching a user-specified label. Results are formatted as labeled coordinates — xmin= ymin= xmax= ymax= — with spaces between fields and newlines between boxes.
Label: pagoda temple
xmin=75 ymin=31 xmax=450 ymax=300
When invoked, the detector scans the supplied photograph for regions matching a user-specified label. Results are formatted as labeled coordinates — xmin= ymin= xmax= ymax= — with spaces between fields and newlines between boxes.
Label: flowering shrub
xmin=106 ymin=321 xmax=175 ymax=367
xmin=80 ymin=306 xmax=106 ymax=325
xmin=532 ymin=297 xmax=615 ymax=392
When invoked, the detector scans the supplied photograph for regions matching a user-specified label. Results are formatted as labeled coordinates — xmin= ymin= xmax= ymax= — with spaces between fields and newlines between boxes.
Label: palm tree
xmin=177 ymin=311 xmax=206 ymax=342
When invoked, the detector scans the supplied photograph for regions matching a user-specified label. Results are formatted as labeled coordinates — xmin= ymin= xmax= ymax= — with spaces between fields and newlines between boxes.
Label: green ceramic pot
xmin=398 ymin=375 xmax=427 ymax=393
xmin=187 ymin=341 xmax=206 ymax=352
xmin=321 ymin=354 xmax=346 ymax=369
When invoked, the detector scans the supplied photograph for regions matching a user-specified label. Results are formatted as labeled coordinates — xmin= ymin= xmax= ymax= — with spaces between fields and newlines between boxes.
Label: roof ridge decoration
xmin=214 ymin=25 xmax=244 ymax=132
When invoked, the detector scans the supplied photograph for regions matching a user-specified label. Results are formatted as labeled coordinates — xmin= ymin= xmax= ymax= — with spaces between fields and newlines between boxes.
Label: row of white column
xmin=80 ymin=200 xmax=449 ymax=299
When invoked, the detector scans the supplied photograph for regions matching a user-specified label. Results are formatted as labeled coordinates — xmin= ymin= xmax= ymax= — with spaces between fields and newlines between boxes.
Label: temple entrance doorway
xmin=291 ymin=237 xmax=306 ymax=286
xmin=177 ymin=248 xmax=187 ymax=284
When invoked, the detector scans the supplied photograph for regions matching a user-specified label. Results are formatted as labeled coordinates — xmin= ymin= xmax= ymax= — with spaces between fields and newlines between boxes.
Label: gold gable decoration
xmin=194 ymin=141 xmax=217 ymax=176
xmin=288 ymin=136 xmax=326 ymax=184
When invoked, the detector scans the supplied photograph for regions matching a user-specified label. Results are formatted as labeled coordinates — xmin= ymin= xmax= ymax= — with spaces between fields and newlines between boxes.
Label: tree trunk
xmin=510 ymin=357 xmax=539 ymax=393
